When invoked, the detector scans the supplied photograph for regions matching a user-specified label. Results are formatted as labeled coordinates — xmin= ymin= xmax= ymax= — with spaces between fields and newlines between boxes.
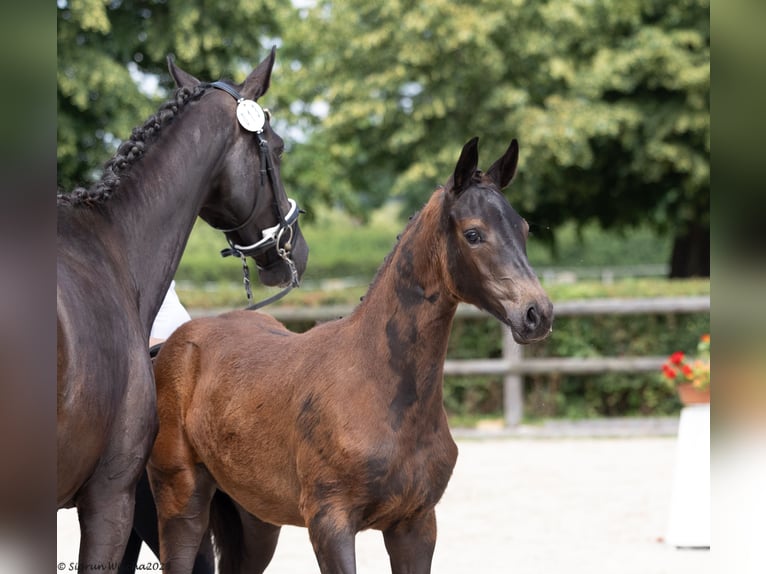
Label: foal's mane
xmin=57 ymin=84 xmax=209 ymax=208
xmin=363 ymin=185 xmax=449 ymax=298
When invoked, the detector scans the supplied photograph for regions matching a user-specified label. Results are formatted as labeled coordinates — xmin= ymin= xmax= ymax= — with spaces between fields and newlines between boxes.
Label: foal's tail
xmin=209 ymin=491 xmax=246 ymax=574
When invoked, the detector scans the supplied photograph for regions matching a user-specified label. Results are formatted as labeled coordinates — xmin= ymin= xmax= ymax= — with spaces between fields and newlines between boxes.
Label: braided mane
xmin=57 ymin=84 xmax=209 ymax=207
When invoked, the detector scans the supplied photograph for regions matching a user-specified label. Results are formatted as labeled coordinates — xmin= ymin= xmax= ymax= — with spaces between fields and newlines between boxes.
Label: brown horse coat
xmin=150 ymin=137 xmax=552 ymax=574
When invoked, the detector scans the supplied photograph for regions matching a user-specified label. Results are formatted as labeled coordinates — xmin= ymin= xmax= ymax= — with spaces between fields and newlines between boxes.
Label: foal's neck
xmin=355 ymin=190 xmax=457 ymax=421
xmin=361 ymin=190 xmax=455 ymax=316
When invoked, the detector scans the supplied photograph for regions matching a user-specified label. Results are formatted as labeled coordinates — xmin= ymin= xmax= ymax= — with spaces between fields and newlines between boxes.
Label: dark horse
xmin=148 ymin=136 xmax=553 ymax=573
xmin=57 ymin=49 xmax=308 ymax=573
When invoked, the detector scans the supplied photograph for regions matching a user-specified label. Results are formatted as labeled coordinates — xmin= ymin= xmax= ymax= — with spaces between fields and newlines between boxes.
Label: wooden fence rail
xmin=191 ymin=296 xmax=710 ymax=426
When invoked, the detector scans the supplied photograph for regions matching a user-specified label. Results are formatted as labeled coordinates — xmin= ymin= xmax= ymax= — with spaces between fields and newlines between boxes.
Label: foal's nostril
xmin=525 ymin=304 xmax=540 ymax=329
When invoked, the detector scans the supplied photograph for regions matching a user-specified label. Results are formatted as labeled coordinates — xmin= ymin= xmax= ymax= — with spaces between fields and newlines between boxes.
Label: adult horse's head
xmin=168 ymin=49 xmax=308 ymax=287
xmin=443 ymin=137 xmax=553 ymax=343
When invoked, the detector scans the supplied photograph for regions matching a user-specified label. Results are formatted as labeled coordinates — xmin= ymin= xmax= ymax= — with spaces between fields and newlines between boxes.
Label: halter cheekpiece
xmin=209 ymin=80 xmax=302 ymax=309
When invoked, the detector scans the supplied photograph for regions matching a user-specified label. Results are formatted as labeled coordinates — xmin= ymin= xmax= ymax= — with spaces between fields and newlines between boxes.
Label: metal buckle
xmin=229 ymin=198 xmax=299 ymax=254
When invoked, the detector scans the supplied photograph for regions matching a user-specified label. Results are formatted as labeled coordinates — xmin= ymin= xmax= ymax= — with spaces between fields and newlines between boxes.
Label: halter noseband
xmin=209 ymin=81 xmax=302 ymax=306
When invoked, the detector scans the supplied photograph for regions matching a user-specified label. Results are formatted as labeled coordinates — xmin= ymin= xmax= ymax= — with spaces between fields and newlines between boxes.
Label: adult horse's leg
xmin=76 ymin=364 xmax=157 ymax=573
xmin=123 ymin=470 xmax=216 ymax=574
xmin=118 ymin=530 xmax=143 ymax=574
xmin=76 ymin=480 xmax=136 ymax=573
xmin=75 ymin=432 xmax=151 ymax=571
xmin=383 ymin=510 xmax=438 ymax=574
xmin=209 ymin=491 xmax=281 ymax=574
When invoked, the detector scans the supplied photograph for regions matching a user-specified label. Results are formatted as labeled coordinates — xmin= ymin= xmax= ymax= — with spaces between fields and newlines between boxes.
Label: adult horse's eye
xmin=464 ymin=229 xmax=482 ymax=244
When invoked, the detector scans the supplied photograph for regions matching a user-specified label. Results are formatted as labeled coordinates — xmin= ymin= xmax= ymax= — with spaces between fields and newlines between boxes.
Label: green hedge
xmin=441 ymin=311 xmax=709 ymax=421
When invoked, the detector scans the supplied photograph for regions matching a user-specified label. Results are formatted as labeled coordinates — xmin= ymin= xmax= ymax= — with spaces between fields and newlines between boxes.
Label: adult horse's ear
xmin=486 ymin=139 xmax=519 ymax=190
xmin=451 ymin=137 xmax=480 ymax=196
xmin=240 ymin=46 xmax=277 ymax=100
xmin=167 ymin=55 xmax=200 ymax=88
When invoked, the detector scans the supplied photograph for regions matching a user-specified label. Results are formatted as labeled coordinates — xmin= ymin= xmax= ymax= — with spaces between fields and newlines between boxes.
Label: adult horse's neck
xmin=68 ymin=92 xmax=232 ymax=333
xmin=353 ymin=190 xmax=458 ymax=425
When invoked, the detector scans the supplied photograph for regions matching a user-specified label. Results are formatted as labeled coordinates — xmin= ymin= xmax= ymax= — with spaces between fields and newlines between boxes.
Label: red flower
xmin=681 ymin=364 xmax=694 ymax=379
xmin=670 ymin=352 xmax=685 ymax=365
xmin=662 ymin=364 xmax=677 ymax=380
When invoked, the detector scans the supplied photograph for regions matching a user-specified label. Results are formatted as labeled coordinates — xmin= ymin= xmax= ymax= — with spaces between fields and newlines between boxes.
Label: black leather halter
xmin=209 ymin=81 xmax=301 ymax=307
xmin=208 ymin=81 xmax=299 ymax=255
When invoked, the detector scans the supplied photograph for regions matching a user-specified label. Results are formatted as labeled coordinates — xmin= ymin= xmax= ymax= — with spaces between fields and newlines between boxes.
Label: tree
xmin=272 ymin=0 xmax=709 ymax=277
xmin=58 ymin=0 xmax=709 ymax=277
xmin=57 ymin=0 xmax=289 ymax=192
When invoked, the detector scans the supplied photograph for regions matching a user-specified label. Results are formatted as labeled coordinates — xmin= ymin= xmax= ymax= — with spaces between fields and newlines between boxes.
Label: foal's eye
xmin=463 ymin=229 xmax=482 ymax=244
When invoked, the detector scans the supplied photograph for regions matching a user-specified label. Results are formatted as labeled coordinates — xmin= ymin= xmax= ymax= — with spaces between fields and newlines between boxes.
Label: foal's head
xmin=442 ymin=137 xmax=553 ymax=343
xmin=168 ymin=50 xmax=309 ymax=287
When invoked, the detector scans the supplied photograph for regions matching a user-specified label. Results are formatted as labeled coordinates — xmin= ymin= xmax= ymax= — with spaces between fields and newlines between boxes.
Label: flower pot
xmin=677 ymin=383 xmax=710 ymax=406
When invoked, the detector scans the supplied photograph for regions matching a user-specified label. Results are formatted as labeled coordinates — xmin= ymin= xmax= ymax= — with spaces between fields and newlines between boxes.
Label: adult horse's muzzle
xmin=221 ymin=198 xmax=309 ymax=288
xmin=254 ymin=223 xmax=309 ymax=288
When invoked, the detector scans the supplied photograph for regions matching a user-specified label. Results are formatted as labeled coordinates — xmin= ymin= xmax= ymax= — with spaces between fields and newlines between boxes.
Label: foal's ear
xmin=167 ymin=55 xmax=200 ymax=88
xmin=240 ymin=46 xmax=277 ymax=100
xmin=451 ymin=137 xmax=480 ymax=196
xmin=486 ymin=139 xmax=519 ymax=190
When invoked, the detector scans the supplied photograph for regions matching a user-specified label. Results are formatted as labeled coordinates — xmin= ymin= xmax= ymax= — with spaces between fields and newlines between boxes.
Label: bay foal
xmin=149 ymin=137 xmax=553 ymax=573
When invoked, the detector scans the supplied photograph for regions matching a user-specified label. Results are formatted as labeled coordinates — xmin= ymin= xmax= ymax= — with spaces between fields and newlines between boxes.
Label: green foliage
xmin=274 ymin=0 xmax=709 ymax=249
xmin=57 ymin=0 xmax=288 ymax=191
xmin=525 ymin=311 xmax=709 ymax=419
xmin=58 ymin=0 xmax=709 ymax=274
xmin=175 ymin=201 xmax=672 ymax=285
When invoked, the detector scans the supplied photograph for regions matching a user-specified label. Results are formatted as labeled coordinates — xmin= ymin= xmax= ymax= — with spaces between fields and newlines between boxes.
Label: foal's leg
xmin=236 ymin=510 xmax=282 ymax=573
xmin=208 ymin=491 xmax=282 ymax=574
xmin=383 ymin=510 xmax=437 ymax=574
xmin=149 ymin=463 xmax=217 ymax=574
xmin=306 ymin=509 xmax=357 ymax=574
xmin=126 ymin=469 xmax=216 ymax=574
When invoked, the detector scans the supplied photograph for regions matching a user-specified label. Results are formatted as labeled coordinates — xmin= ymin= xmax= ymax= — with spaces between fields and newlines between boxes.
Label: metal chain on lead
xmin=240 ymin=253 xmax=254 ymax=305
xmin=276 ymin=223 xmax=299 ymax=287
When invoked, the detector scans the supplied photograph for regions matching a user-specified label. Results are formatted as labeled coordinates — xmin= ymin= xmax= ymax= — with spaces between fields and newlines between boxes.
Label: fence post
xmin=502 ymin=328 xmax=524 ymax=427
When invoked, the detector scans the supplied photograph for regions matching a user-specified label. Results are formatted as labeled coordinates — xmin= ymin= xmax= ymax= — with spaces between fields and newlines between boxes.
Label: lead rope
xmin=230 ymin=230 xmax=299 ymax=311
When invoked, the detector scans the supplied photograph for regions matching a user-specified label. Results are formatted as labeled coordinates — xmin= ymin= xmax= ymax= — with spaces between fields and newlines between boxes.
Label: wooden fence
xmin=192 ymin=296 xmax=710 ymax=426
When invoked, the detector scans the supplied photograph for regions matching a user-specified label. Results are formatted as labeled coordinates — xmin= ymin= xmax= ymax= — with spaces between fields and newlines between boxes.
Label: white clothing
xmin=150 ymin=280 xmax=191 ymax=340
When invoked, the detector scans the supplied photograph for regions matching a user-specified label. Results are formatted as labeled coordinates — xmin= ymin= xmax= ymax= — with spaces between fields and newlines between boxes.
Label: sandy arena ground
xmin=57 ymin=433 xmax=711 ymax=574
